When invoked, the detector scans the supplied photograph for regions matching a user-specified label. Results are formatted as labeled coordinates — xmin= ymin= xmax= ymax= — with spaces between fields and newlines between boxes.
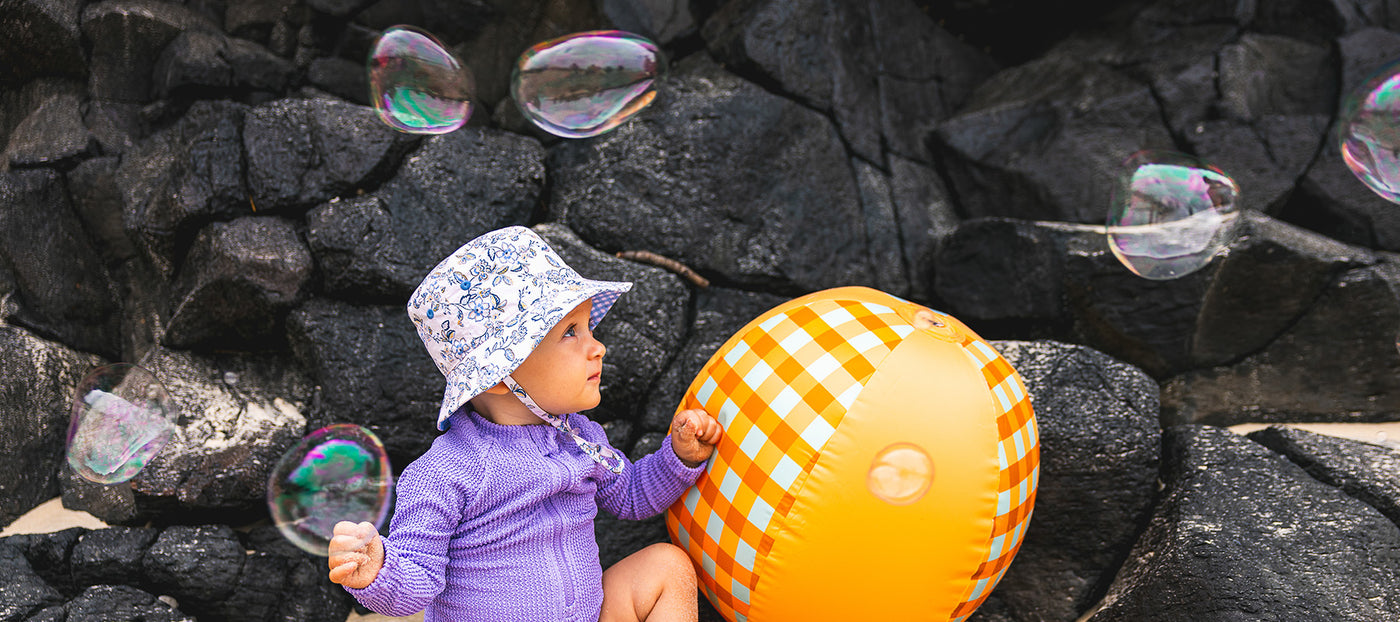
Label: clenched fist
xmin=328 ymin=521 xmax=384 ymax=589
xmin=670 ymin=408 xmax=722 ymax=468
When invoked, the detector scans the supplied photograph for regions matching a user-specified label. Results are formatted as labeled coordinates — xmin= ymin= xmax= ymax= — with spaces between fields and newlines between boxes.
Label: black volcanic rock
xmin=705 ymin=0 xmax=996 ymax=165
xmin=973 ymin=341 xmax=1160 ymax=622
xmin=934 ymin=218 xmax=1094 ymax=328
xmin=142 ymin=525 xmax=244 ymax=606
xmin=64 ymin=584 xmax=193 ymax=621
xmin=3 ymin=527 xmax=84 ymax=595
xmin=537 ymin=224 xmax=691 ymax=424
xmin=66 ymin=156 xmax=138 ymax=264
xmin=601 ymin=0 xmax=695 ymax=44
xmin=163 ymin=217 xmax=313 ymax=351
xmin=0 ymin=168 xmax=122 ymax=357
xmin=0 ymin=542 xmax=63 ymax=621
xmin=3 ymin=91 xmax=95 ymax=168
xmin=1162 ymin=259 xmax=1400 ymax=425
xmin=888 ymin=154 xmax=959 ymax=302
xmin=304 ymin=126 xmax=543 ymax=300
xmin=1249 ymin=425 xmax=1400 ymax=526
xmin=118 ymin=100 xmax=250 ymax=278
xmin=640 ymin=287 xmax=788 ymax=432
xmin=286 ymin=298 xmax=443 ymax=469
xmin=306 ymin=57 xmax=371 ymax=105
xmin=70 ymin=526 xmax=158 ymax=589
xmin=1089 ymin=425 xmax=1400 ymax=621
xmin=0 ymin=327 xmax=105 ymax=529
xmin=81 ymin=0 xmax=220 ymax=102
xmin=0 ymin=0 xmax=86 ymax=87
xmin=933 ymin=51 xmax=1174 ymax=224
xmin=548 ymin=54 xmax=876 ymax=293
xmin=152 ymin=30 xmax=295 ymax=99
xmin=242 ymin=97 xmax=418 ymax=214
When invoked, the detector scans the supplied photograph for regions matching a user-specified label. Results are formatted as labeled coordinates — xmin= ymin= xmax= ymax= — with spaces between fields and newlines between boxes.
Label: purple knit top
xmin=345 ymin=408 xmax=705 ymax=621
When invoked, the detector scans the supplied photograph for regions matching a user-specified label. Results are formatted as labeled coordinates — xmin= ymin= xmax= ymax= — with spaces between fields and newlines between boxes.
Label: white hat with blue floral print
xmin=408 ymin=226 xmax=632 ymax=433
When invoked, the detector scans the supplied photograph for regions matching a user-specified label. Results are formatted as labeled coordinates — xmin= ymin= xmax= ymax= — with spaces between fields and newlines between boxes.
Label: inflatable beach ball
xmin=666 ymin=287 xmax=1039 ymax=621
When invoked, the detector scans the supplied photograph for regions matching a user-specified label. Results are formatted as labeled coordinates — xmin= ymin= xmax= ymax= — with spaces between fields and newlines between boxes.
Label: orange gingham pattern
xmin=665 ymin=298 xmax=914 ymax=622
xmin=949 ymin=337 xmax=1039 ymax=621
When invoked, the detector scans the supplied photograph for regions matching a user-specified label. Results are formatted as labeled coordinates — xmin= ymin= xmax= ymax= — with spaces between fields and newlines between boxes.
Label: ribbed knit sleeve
xmin=346 ymin=446 xmax=482 ymax=616
xmin=581 ymin=419 xmax=705 ymax=521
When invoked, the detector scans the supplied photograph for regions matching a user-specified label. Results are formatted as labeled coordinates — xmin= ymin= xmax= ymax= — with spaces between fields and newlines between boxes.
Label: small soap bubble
xmin=867 ymin=443 xmax=934 ymax=505
xmin=1339 ymin=60 xmax=1400 ymax=204
xmin=368 ymin=25 xmax=474 ymax=134
xmin=66 ymin=363 xmax=178 ymax=485
xmin=512 ymin=30 xmax=664 ymax=138
xmin=267 ymin=424 xmax=392 ymax=556
xmin=1106 ymin=150 xmax=1241 ymax=280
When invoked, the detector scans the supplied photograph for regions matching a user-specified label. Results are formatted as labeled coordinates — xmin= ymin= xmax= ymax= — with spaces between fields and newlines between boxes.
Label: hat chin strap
xmin=502 ymin=374 xmax=625 ymax=474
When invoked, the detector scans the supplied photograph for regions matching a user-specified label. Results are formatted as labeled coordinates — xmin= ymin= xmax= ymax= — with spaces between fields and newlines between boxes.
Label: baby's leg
xmin=600 ymin=542 xmax=698 ymax=622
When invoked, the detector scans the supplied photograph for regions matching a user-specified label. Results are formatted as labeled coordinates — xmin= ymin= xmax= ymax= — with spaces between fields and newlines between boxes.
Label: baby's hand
xmin=328 ymin=521 xmax=384 ymax=589
xmin=670 ymin=408 xmax=722 ymax=468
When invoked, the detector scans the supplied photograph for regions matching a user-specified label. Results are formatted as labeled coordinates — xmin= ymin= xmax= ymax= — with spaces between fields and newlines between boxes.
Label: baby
xmin=327 ymin=226 xmax=721 ymax=622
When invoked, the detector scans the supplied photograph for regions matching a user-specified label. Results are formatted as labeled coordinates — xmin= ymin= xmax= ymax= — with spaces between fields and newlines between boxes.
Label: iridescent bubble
xmin=1339 ymin=60 xmax=1400 ymax=203
xmin=267 ymin=424 xmax=392 ymax=556
xmin=512 ymin=30 xmax=664 ymax=138
xmin=1106 ymin=150 xmax=1241 ymax=280
xmin=867 ymin=443 xmax=934 ymax=505
xmin=65 ymin=363 xmax=178 ymax=485
xmin=368 ymin=25 xmax=474 ymax=134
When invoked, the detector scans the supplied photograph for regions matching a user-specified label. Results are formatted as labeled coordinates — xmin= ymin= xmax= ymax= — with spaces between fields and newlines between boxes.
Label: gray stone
xmin=0 ymin=169 xmax=122 ymax=357
xmin=163 ymin=217 xmax=313 ymax=351
xmin=974 ymin=341 xmax=1160 ymax=622
xmin=152 ymin=30 xmax=295 ymax=98
xmin=66 ymin=348 xmax=313 ymax=523
xmin=0 ymin=78 xmax=84 ymax=156
xmin=1089 ymin=425 xmax=1400 ymax=621
xmin=82 ymin=99 xmax=147 ymax=155
xmin=118 ymin=100 xmax=250 ymax=278
xmin=3 ymin=91 xmax=95 ymax=168
xmin=286 ymin=298 xmax=442 ymax=469
xmin=548 ymin=54 xmax=876 ymax=293
xmin=536 ymin=223 xmax=691 ymax=424
xmin=0 ymin=326 xmax=105 ymax=529
xmin=305 ymin=127 xmax=543 ymax=300
xmin=81 ymin=0 xmax=220 ymax=102
xmin=594 ymin=512 xmax=668 ymax=571
xmin=889 ymin=154 xmax=958 ymax=302
xmin=1217 ymin=33 xmax=1336 ymax=122
xmin=852 ymin=158 xmax=910 ymax=296
xmin=640 ymin=287 xmax=788 ymax=432
xmin=0 ymin=0 xmax=86 ymax=87
xmin=1162 ymin=260 xmax=1400 ymax=425
xmin=1249 ymin=425 xmax=1400 ymax=526
xmin=243 ymin=97 xmax=417 ymax=214
xmin=66 ymin=156 xmax=137 ymax=264
xmin=1185 ymin=113 xmax=1331 ymax=214
xmin=934 ymin=218 xmax=1095 ymax=327
xmin=1 ymin=527 xmax=84 ymax=595
xmin=934 ymin=52 xmax=1174 ymax=224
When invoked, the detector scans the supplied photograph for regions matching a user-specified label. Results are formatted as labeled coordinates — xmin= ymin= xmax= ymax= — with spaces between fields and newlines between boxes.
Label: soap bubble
xmin=512 ymin=30 xmax=664 ymax=138
xmin=1339 ymin=60 xmax=1400 ymax=204
xmin=867 ymin=443 xmax=933 ymax=505
xmin=1106 ymin=150 xmax=1241 ymax=280
xmin=368 ymin=25 xmax=474 ymax=134
xmin=66 ymin=363 xmax=178 ymax=485
xmin=268 ymin=424 xmax=392 ymax=556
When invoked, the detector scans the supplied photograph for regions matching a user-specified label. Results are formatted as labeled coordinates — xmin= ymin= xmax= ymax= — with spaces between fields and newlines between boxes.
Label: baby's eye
xmin=563 ymin=324 xmax=576 ymax=338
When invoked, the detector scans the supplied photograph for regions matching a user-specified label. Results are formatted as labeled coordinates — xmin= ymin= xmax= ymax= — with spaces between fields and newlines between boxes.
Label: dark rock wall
xmin=1 ymin=0 xmax=1399 ymax=620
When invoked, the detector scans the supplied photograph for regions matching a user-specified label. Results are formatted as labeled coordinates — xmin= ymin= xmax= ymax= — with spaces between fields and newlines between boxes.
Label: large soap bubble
xmin=1106 ymin=150 xmax=1241 ymax=280
xmin=1340 ymin=59 xmax=1400 ymax=203
xmin=511 ymin=30 xmax=664 ymax=138
xmin=369 ymin=25 xmax=474 ymax=134
xmin=267 ymin=424 xmax=393 ymax=556
xmin=66 ymin=363 xmax=178 ymax=485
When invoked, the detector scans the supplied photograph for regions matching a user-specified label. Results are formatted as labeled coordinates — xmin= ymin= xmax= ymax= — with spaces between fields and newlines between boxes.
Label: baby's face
xmin=511 ymin=299 xmax=606 ymax=414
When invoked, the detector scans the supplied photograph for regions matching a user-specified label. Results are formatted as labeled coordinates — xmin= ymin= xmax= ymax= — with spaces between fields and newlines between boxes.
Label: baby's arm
xmin=329 ymin=454 xmax=479 ymax=616
xmin=588 ymin=411 xmax=718 ymax=520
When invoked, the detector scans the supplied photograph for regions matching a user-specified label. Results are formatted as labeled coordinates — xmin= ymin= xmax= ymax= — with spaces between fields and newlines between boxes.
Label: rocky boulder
xmin=1249 ymin=425 xmax=1400 ymax=526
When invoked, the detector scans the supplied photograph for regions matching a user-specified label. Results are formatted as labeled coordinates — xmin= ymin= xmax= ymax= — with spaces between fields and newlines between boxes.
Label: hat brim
xmin=435 ymin=277 xmax=632 ymax=430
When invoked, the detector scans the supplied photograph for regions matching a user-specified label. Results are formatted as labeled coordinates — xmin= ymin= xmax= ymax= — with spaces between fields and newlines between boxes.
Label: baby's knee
xmin=644 ymin=543 xmax=696 ymax=584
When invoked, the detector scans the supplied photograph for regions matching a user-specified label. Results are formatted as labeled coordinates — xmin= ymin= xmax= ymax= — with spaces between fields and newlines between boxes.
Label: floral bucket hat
xmin=408 ymin=226 xmax=632 ymax=469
